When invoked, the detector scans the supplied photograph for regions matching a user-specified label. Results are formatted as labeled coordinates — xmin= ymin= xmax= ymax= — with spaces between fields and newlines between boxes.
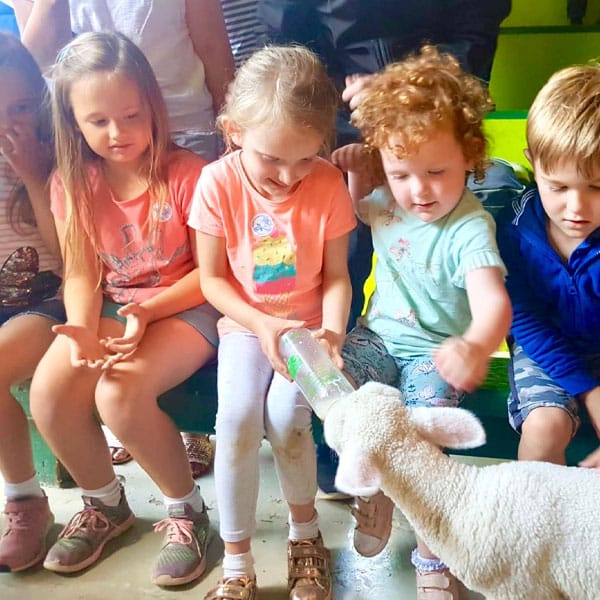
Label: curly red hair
xmin=352 ymin=45 xmax=493 ymax=182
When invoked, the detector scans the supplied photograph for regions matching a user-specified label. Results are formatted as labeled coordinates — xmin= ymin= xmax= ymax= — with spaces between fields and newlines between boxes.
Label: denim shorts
xmin=0 ymin=298 xmax=66 ymax=327
xmin=508 ymin=342 xmax=582 ymax=434
xmin=101 ymin=299 xmax=221 ymax=348
xmin=342 ymin=325 xmax=463 ymax=407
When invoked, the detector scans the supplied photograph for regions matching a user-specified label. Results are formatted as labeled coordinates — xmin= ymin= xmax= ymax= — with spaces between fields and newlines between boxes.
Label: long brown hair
xmin=50 ymin=31 xmax=171 ymax=275
xmin=0 ymin=32 xmax=52 ymax=232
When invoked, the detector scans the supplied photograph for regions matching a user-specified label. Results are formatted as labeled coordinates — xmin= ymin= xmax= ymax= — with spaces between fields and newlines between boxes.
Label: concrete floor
xmin=0 ymin=442 xmax=489 ymax=600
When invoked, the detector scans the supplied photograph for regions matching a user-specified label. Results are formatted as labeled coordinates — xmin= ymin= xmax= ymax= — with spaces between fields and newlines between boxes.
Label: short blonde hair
xmin=352 ymin=45 xmax=493 ymax=182
xmin=527 ymin=64 xmax=600 ymax=178
xmin=218 ymin=45 xmax=339 ymax=153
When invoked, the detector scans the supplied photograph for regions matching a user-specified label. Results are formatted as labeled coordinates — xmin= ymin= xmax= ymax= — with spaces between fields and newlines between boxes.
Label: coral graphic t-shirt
xmin=189 ymin=151 xmax=355 ymax=335
xmin=51 ymin=149 xmax=206 ymax=304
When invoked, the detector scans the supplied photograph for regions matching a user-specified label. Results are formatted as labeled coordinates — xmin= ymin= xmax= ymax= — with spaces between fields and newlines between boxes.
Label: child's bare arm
xmin=434 ymin=266 xmax=512 ymax=392
xmin=332 ymin=143 xmax=381 ymax=206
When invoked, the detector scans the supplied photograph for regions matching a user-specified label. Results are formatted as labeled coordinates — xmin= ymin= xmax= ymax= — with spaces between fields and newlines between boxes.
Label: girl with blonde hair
xmin=191 ymin=45 xmax=356 ymax=599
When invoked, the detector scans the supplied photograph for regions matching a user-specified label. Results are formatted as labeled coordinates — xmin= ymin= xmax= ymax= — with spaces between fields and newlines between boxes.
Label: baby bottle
xmin=279 ymin=328 xmax=354 ymax=419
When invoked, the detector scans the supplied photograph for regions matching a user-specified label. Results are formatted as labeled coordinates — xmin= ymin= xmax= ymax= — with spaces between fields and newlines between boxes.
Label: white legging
xmin=214 ymin=332 xmax=317 ymax=543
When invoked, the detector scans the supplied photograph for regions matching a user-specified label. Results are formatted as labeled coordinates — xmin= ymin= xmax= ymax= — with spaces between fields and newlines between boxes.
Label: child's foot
xmin=287 ymin=532 xmax=332 ymax=600
xmin=204 ymin=575 xmax=257 ymax=599
xmin=43 ymin=486 xmax=135 ymax=573
xmin=151 ymin=501 xmax=210 ymax=586
xmin=416 ymin=568 xmax=460 ymax=599
xmin=352 ymin=491 xmax=394 ymax=557
xmin=0 ymin=495 xmax=54 ymax=572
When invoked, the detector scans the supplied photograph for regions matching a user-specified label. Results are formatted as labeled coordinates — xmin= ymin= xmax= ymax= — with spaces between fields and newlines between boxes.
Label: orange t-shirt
xmin=51 ymin=149 xmax=206 ymax=304
xmin=189 ymin=151 xmax=356 ymax=335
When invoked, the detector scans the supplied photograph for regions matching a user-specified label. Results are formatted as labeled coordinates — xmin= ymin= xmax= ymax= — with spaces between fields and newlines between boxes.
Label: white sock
xmin=81 ymin=477 xmax=122 ymax=507
xmin=4 ymin=474 xmax=44 ymax=500
xmin=163 ymin=485 xmax=204 ymax=513
xmin=288 ymin=510 xmax=320 ymax=541
xmin=223 ymin=550 xmax=255 ymax=580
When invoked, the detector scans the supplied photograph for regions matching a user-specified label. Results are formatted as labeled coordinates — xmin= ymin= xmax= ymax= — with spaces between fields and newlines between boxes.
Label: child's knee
xmin=521 ymin=406 xmax=574 ymax=447
xmin=95 ymin=374 xmax=140 ymax=424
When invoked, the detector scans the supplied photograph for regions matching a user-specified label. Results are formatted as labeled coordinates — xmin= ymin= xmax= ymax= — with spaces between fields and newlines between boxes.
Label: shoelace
xmin=3 ymin=509 xmax=36 ymax=532
xmin=61 ymin=508 xmax=111 ymax=538
xmin=153 ymin=517 xmax=194 ymax=545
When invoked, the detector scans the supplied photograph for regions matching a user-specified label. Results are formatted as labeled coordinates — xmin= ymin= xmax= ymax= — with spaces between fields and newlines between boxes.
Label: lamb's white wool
xmin=324 ymin=382 xmax=600 ymax=600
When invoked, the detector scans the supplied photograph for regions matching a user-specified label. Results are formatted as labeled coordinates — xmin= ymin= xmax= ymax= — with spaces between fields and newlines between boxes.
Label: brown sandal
xmin=109 ymin=446 xmax=133 ymax=465
xmin=203 ymin=576 xmax=257 ymax=600
xmin=181 ymin=433 xmax=214 ymax=478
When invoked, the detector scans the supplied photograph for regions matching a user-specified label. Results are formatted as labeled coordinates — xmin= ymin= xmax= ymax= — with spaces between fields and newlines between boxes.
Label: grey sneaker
xmin=151 ymin=501 xmax=209 ymax=586
xmin=43 ymin=486 xmax=135 ymax=573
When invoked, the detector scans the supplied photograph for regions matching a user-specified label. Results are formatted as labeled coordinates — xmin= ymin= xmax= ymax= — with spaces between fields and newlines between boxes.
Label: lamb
xmin=323 ymin=381 xmax=600 ymax=600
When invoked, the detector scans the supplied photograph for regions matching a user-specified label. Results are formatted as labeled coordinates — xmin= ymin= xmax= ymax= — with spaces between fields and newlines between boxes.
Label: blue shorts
xmin=0 ymin=299 xmax=65 ymax=327
xmin=101 ymin=299 xmax=221 ymax=348
xmin=508 ymin=342 xmax=583 ymax=434
xmin=342 ymin=325 xmax=463 ymax=407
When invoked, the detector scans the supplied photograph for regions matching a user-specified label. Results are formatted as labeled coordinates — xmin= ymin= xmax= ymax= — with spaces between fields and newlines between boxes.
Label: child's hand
xmin=100 ymin=303 xmax=149 ymax=367
xmin=432 ymin=336 xmax=489 ymax=393
xmin=255 ymin=316 xmax=306 ymax=380
xmin=331 ymin=143 xmax=366 ymax=173
xmin=52 ymin=324 xmax=109 ymax=369
xmin=342 ymin=73 xmax=374 ymax=112
xmin=579 ymin=446 xmax=600 ymax=470
xmin=312 ymin=328 xmax=345 ymax=370
xmin=0 ymin=123 xmax=52 ymax=185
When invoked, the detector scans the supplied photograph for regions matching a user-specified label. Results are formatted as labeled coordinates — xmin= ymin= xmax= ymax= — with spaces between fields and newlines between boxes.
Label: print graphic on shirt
xmin=0 ymin=246 xmax=61 ymax=308
xmin=100 ymin=218 xmax=188 ymax=303
xmin=389 ymin=238 xmax=410 ymax=262
xmin=252 ymin=216 xmax=297 ymax=295
xmin=380 ymin=207 xmax=402 ymax=227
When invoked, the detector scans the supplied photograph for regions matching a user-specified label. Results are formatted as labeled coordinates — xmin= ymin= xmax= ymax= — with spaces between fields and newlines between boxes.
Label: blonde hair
xmin=527 ymin=63 xmax=600 ymax=179
xmin=0 ymin=32 xmax=52 ymax=231
xmin=218 ymin=45 xmax=339 ymax=153
xmin=50 ymin=31 xmax=170 ymax=275
xmin=352 ymin=45 xmax=493 ymax=182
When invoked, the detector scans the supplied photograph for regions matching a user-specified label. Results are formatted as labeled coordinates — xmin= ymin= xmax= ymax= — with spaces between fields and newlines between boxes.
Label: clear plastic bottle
xmin=279 ymin=328 xmax=354 ymax=419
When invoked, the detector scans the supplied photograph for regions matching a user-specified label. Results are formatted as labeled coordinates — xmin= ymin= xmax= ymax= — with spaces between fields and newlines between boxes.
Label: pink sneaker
xmin=0 ymin=495 xmax=54 ymax=572
xmin=351 ymin=491 xmax=394 ymax=557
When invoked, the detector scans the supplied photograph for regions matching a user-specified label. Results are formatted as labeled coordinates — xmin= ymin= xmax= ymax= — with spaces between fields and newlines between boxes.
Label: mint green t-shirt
xmin=359 ymin=186 xmax=506 ymax=359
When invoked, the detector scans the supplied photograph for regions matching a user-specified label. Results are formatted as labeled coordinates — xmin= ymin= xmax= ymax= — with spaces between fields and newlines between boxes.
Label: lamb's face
xmin=324 ymin=382 xmax=409 ymax=455
xmin=324 ymin=382 xmax=487 ymax=497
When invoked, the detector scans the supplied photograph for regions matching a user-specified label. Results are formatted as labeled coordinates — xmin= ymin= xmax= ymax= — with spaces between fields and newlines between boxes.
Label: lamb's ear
xmin=334 ymin=446 xmax=382 ymax=497
xmin=409 ymin=406 xmax=486 ymax=449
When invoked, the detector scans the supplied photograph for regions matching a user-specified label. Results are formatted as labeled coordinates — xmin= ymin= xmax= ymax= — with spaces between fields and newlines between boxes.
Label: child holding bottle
xmin=332 ymin=46 xmax=512 ymax=599
xmin=190 ymin=45 xmax=355 ymax=600
xmin=29 ymin=32 xmax=220 ymax=586
xmin=0 ymin=31 xmax=62 ymax=573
